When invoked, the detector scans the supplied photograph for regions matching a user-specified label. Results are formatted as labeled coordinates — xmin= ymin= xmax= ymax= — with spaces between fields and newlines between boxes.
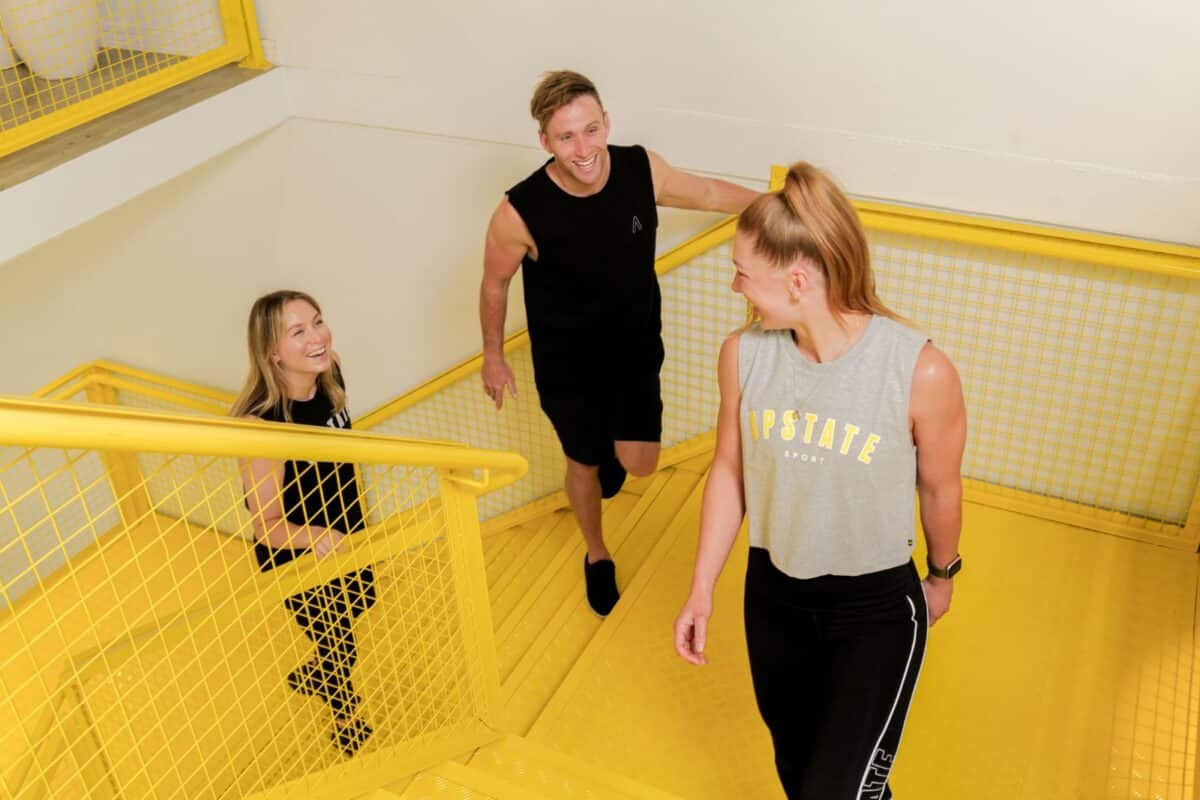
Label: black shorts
xmin=537 ymin=367 xmax=663 ymax=466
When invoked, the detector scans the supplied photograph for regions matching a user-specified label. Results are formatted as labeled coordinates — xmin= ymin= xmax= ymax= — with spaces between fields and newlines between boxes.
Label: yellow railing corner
xmin=769 ymin=164 xmax=788 ymax=191
xmin=237 ymin=0 xmax=272 ymax=70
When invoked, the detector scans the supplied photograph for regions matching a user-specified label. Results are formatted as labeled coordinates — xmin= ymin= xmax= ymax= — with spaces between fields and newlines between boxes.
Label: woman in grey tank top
xmin=673 ymin=163 xmax=967 ymax=799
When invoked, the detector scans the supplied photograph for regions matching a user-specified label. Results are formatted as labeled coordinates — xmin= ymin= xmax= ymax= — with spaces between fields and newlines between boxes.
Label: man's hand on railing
xmin=482 ymin=355 xmax=518 ymax=410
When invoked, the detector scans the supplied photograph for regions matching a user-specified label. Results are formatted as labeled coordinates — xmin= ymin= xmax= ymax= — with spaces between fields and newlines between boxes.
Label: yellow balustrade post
xmin=768 ymin=164 xmax=787 ymax=191
xmin=82 ymin=379 xmax=151 ymax=528
xmin=438 ymin=469 xmax=505 ymax=730
xmin=236 ymin=0 xmax=271 ymax=69
xmin=1187 ymin=482 xmax=1200 ymax=552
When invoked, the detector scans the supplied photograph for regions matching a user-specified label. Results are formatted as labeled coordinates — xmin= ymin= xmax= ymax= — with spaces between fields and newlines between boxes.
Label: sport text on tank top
xmin=738 ymin=316 xmax=929 ymax=579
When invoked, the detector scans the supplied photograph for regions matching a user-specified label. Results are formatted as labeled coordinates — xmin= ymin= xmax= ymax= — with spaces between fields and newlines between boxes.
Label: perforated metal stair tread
xmin=516 ymin=480 xmax=1200 ymax=799
xmin=469 ymin=735 xmax=684 ymax=799
xmin=490 ymin=467 xmax=706 ymax=734
xmin=392 ymin=760 xmax=535 ymax=800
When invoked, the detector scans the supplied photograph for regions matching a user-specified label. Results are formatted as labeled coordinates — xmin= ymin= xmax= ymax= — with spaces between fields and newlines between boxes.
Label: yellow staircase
xmin=6 ymin=185 xmax=1200 ymax=799
xmin=386 ymin=436 xmax=1200 ymax=800
xmin=376 ymin=736 xmax=683 ymax=799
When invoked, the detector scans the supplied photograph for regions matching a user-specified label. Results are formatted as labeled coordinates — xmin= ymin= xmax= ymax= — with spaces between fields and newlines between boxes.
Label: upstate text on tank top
xmin=255 ymin=371 xmax=365 ymax=571
xmin=506 ymin=144 xmax=660 ymax=370
xmin=738 ymin=316 xmax=929 ymax=579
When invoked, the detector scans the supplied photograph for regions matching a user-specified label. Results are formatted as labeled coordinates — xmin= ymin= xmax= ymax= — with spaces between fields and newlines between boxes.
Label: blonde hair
xmin=739 ymin=162 xmax=904 ymax=323
xmin=530 ymin=70 xmax=602 ymax=132
xmin=230 ymin=290 xmax=346 ymax=422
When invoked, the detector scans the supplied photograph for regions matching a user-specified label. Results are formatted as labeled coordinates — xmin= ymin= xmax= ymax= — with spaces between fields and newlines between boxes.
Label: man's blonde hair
xmin=530 ymin=70 xmax=603 ymax=132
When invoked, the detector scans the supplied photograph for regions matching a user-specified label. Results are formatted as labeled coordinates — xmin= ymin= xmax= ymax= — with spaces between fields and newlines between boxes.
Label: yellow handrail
xmin=0 ymin=396 xmax=526 ymax=496
xmin=768 ymin=164 xmax=1200 ymax=277
xmin=34 ymin=360 xmax=235 ymax=405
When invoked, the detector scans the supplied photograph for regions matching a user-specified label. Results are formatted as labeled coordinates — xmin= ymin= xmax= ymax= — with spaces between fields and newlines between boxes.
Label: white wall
xmin=258 ymin=0 xmax=1200 ymax=245
xmin=0 ymin=116 xmax=734 ymax=409
xmin=271 ymin=120 xmax=738 ymax=411
xmin=0 ymin=127 xmax=289 ymax=396
xmin=2 ymin=0 xmax=1197 ymax=406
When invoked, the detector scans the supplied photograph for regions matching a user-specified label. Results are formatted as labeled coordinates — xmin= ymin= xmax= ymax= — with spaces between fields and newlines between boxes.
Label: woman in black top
xmin=232 ymin=290 xmax=375 ymax=757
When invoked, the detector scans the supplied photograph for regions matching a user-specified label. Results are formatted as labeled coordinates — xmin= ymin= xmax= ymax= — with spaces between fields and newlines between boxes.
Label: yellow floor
xmin=482 ymin=460 xmax=1200 ymax=800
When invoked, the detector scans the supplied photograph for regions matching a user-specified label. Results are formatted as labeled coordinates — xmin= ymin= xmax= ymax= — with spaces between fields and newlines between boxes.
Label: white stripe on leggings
xmin=856 ymin=594 xmax=927 ymax=799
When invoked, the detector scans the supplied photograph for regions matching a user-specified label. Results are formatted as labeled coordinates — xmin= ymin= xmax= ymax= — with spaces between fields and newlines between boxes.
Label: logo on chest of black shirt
xmin=632 ymin=215 xmax=644 ymax=234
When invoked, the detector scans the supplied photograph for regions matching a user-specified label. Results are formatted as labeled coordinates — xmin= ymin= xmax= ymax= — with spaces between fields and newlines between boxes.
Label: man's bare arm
xmin=480 ymin=199 xmax=533 ymax=408
xmin=647 ymin=150 xmax=760 ymax=215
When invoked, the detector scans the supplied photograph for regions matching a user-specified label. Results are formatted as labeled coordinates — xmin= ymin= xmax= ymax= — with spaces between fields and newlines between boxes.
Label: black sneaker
xmin=598 ymin=455 xmax=626 ymax=499
xmin=286 ymin=661 xmax=322 ymax=697
xmin=583 ymin=555 xmax=619 ymax=616
xmin=333 ymin=715 xmax=373 ymax=757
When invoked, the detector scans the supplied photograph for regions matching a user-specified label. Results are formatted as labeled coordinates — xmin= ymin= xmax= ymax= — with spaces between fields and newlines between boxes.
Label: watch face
xmin=930 ymin=555 xmax=962 ymax=578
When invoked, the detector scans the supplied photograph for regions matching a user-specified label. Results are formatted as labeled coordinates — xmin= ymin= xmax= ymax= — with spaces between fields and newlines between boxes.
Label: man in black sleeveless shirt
xmin=479 ymin=70 xmax=758 ymax=616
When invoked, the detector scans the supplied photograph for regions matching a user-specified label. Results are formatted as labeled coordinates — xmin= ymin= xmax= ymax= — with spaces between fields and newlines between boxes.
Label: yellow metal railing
xmin=35 ymin=359 xmax=234 ymax=414
xmin=33 ymin=172 xmax=1200 ymax=548
xmin=357 ymin=215 xmax=746 ymax=530
xmin=0 ymin=0 xmax=268 ymax=158
xmin=363 ymin=170 xmax=1200 ymax=548
xmin=0 ymin=395 xmax=526 ymax=799
xmin=856 ymin=200 xmax=1200 ymax=547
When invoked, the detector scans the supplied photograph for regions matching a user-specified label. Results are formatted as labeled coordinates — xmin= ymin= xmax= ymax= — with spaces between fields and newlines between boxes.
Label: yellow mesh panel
xmin=0 ymin=401 xmax=518 ymax=799
xmin=872 ymin=231 xmax=1200 ymax=530
xmin=365 ymin=351 xmax=564 ymax=523
xmin=359 ymin=209 xmax=1200 ymax=546
xmin=0 ymin=445 xmax=120 ymax=609
xmin=658 ymin=240 xmax=746 ymax=448
xmin=362 ymin=238 xmax=744 ymax=524
xmin=0 ymin=0 xmax=264 ymax=156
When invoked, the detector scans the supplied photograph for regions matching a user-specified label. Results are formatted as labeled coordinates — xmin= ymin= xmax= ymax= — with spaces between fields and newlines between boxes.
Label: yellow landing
xmin=483 ymin=455 xmax=1199 ymax=800
xmin=386 ymin=735 xmax=683 ymax=800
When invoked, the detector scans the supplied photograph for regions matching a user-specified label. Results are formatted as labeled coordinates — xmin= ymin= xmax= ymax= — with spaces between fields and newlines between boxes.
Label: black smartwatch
xmin=927 ymin=554 xmax=962 ymax=580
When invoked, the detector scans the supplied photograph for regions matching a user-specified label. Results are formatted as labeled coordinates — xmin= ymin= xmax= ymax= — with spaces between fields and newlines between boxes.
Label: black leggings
xmin=283 ymin=567 xmax=377 ymax=715
xmin=744 ymin=549 xmax=927 ymax=800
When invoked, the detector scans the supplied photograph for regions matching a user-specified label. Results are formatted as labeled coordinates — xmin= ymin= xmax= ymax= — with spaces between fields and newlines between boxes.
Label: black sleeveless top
xmin=253 ymin=372 xmax=366 ymax=572
xmin=506 ymin=144 xmax=661 ymax=385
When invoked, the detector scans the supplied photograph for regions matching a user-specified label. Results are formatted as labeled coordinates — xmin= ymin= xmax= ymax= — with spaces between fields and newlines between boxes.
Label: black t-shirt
xmin=506 ymin=144 xmax=662 ymax=387
xmin=252 ymin=372 xmax=366 ymax=572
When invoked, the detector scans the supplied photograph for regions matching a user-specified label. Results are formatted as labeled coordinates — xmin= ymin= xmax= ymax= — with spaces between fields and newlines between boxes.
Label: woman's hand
xmin=674 ymin=591 xmax=714 ymax=665
xmin=312 ymin=530 xmax=346 ymax=559
xmin=921 ymin=576 xmax=953 ymax=625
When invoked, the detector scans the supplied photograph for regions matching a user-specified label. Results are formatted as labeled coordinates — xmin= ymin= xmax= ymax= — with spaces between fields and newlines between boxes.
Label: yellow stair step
xmin=485 ymin=517 xmax=557 ymax=593
xmin=471 ymin=735 xmax=683 ymax=799
xmin=493 ymin=491 xmax=641 ymax=682
xmin=489 ymin=487 xmax=643 ymax=635
xmin=489 ymin=511 xmax=575 ymax=628
xmin=497 ymin=469 xmax=705 ymax=733
xmin=482 ymin=525 xmax=522 ymax=573
xmin=393 ymin=760 xmax=539 ymax=800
